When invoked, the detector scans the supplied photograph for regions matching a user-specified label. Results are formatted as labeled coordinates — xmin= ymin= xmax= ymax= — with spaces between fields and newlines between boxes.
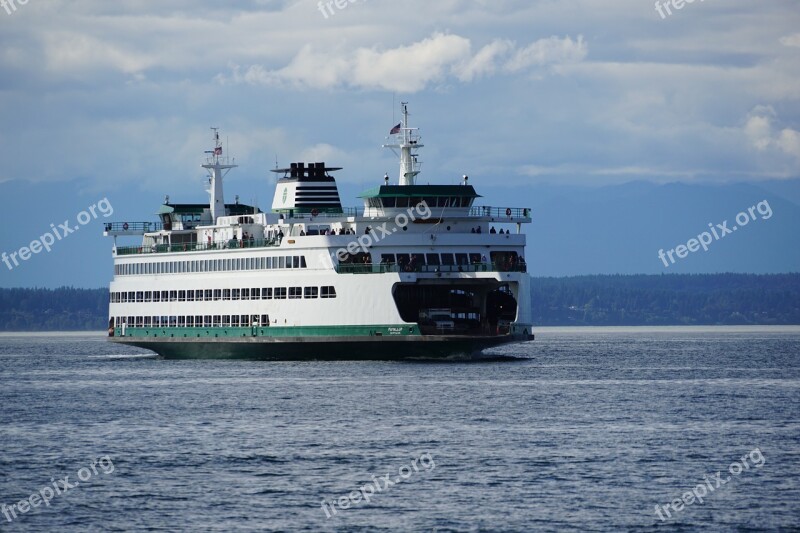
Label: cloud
xmin=780 ymin=33 xmax=800 ymax=47
xmin=220 ymin=33 xmax=588 ymax=92
xmin=504 ymin=35 xmax=587 ymax=72
xmin=455 ymin=39 xmax=514 ymax=82
xmin=745 ymin=105 xmax=800 ymax=163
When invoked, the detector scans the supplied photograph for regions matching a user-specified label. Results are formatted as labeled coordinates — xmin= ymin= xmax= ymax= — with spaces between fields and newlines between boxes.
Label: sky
xmin=0 ymin=0 xmax=798 ymax=287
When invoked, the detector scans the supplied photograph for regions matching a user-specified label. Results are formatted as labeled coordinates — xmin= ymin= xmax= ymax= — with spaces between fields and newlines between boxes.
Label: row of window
xmin=111 ymin=286 xmax=337 ymax=303
xmin=115 ymin=255 xmax=308 ymax=276
xmin=114 ymin=315 xmax=271 ymax=328
xmin=365 ymin=197 xmax=474 ymax=208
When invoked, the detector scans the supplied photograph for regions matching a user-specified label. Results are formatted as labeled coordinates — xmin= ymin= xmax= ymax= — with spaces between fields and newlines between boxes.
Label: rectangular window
xmin=222 ymin=315 xmax=231 ymax=327
xmin=178 ymin=290 xmax=186 ymax=302
xmin=426 ymin=254 xmax=440 ymax=266
xmin=262 ymin=288 xmax=273 ymax=300
xmin=204 ymin=289 xmax=213 ymax=301
xmin=300 ymin=256 xmax=307 ymax=269
xmin=178 ymin=316 xmax=186 ymax=327
xmin=195 ymin=315 xmax=202 ymax=327
xmin=169 ymin=290 xmax=177 ymax=302
xmin=144 ymin=316 xmax=151 ymax=327
xmin=292 ymin=256 xmax=300 ymax=269
xmin=251 ymin=288 xmax=261 ymax=299
xmin=455 ymin=253 xmax=469 ymax=266
xmin=151 ymin=291 xmax=159 ymax=303
xmin=441 ymin=254 xmax=455 ymax=266
xmin=469 ymin=253 xmax=482 ymax=264
xmin=223 ymin=289 xmax=231 ymax=301
xmin=187 ymin=290 xmax=194 ymax=302
xmin=278 ymin=256 xmax=286 ymax=269
xmin=288 ymin=287 xmax=302 ymax=299
xmin=304 ymin=286 xmax=319 ymax=299
xmin=213 ymin=315 xmax=221 ymax=327
xmin=321 ymin=286 xmax=337 ymax=299
xmin=241 ymin=315 xmax=250 ymax=327
xmin=232 ymin=315 xmax=240 ymax=327
xmin=242 ymin=288 xmax=250 ymax=300
xmin=232 ymin=288 xmax=240 ymax=300
xmin=128 ymin=291 xmax=135 ymax=302
xmin=213 ymin=289 xmax=222 ymax=301
xmin=203 ymin=316 xmax=212 ymax=328
xmin=187 ymin=316 xmax=194 ymax=327
xmin=274 ymin=287 xmax=287 ymax=300
xmin=287 ymin=256 xmax=294 ymax=269
xmin=136 ymin=291 xmax=144 ymax=303
xmin=144 ymin=291 xmax=152 ymax=303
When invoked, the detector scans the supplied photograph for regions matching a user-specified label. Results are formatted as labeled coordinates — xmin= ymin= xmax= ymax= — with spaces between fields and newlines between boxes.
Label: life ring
xmin=505 ymin=208 xmax=512 ymax=217
xmin=311 ymin=208 xmax=319 ymax=217
xmin=122 ymin=222 xmax=129 ymax=230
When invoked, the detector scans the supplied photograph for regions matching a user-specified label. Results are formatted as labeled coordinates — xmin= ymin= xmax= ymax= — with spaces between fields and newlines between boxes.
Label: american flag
xmin=214 ymin=146 xmax=222 ymax=156
xmin=389 ymin=123 xmax=402 ymax=135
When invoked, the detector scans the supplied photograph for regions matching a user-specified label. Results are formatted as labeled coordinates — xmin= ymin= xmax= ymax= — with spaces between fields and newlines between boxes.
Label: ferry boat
xmin=104 ymin=104 xmax=534 ymax=359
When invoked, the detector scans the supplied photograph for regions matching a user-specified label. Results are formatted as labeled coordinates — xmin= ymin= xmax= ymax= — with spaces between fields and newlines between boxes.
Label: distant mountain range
xmin=2 ymin=274 xmax=798 ymax=331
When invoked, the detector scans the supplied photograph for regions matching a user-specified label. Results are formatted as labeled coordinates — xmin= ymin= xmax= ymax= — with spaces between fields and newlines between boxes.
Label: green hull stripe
xmin=115 ymin=324 xmax=419 ymax=339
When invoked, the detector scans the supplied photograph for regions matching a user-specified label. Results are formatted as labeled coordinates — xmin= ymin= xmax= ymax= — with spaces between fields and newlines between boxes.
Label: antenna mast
xmin=383 ymin=102 xmax=423 ymax=186
xmin=202 ymin=127 xmax=238 ymax=224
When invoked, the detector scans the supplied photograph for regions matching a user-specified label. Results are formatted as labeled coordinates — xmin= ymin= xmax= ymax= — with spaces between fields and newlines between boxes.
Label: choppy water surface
xmin=1 ymin=327 xmax=798 ymax=532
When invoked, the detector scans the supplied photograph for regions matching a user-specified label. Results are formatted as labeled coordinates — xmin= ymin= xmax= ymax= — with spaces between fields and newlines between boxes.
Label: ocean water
xmin=0 ymin=327 xmax=798 ymax=532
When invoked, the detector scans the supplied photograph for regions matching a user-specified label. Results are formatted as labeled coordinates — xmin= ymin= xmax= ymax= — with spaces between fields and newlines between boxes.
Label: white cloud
xmin=220 ymin=33 xmax=588 ymax=92
xmin=455 ymin=39 xmax=514 ymax=82
xmin=780 ymin=33 xmax=800 ymax=47
xmin=504 ymin=35 xmax=587 ymax=72
xmin=43 ymin=32 xmax=154 ymax=75
xmin=745 ymin=105 xmax=800 ymax=165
